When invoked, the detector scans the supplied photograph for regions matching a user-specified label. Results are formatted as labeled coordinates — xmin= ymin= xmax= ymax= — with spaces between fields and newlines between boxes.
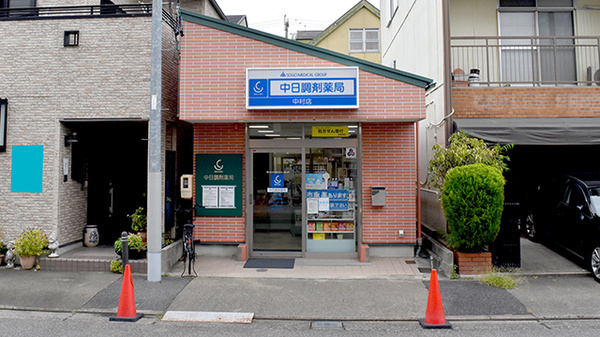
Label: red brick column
xmin=454 ymin=251 xmax=492 ymax=275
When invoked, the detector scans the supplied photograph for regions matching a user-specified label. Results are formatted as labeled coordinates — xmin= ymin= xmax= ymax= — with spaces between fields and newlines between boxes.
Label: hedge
xmin=442 ymin=163 xmax=505 ymax=252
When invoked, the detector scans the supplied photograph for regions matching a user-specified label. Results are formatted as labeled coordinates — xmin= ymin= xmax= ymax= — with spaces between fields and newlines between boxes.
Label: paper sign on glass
xmin=318 ymin=198 xmax=330 ymax=211
xmin=307 ymin=198 xmax=319 ymax=214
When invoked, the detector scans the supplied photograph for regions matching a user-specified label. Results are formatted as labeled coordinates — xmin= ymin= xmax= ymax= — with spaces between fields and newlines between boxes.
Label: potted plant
xmin=442 ymin=163 xmax=505 ymax=275
xmin=129 ymin=207 xmax=147 ymax=244
xmin=0 ymin=238 xmax=7 ymax=265
xmin=114 ymin=232 xmax=146 ymax=260
xmin=14 ymin=228 xmax=49 ymax=270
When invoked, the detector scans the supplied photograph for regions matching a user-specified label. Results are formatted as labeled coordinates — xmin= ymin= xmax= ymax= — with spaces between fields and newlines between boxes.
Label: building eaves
xmin=181 ymin=9 xmax=433 ymax=89
xmin=226 ymin=15 xmax=247 ymax=26
xmin=310 ymin=0 xmax=380 ymax=46
xmin=295 ymin=30 xmax=323 ymax=41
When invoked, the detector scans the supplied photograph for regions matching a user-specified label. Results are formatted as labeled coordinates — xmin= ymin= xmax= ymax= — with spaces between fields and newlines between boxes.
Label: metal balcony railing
xmin=451 ymin=36 xmax=600 ymax=87
xmin=0 ymin=4 xmax=178 ymax=33
xmin=0 ymin=4 xmax=153 ymax=19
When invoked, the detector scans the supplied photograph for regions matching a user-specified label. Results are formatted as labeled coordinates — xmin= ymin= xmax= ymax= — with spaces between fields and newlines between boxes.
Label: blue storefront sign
xmin=247 ymin=67 xmax=359 ymax=110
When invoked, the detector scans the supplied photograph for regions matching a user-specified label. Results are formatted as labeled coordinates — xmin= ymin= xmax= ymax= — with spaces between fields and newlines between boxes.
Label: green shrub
xmin=428 ymin=131 xmax=512 ymax=192
xmin=110 ymin=259 xmax=123 ymax=273
xmin=14 ymin=228 xmax=48 ymax=257
xmin=0 ymin=239 xmax=7 ymax=255
xmin=129 ymin=207 xmax=147 ymax=232
xmin=114 ymin=233 xmax=145 ymax=253
xmin=442 ymin=163 xmax=505 ymax=252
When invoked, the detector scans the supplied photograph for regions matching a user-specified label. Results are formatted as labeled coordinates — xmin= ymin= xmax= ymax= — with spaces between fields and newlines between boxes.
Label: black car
xmin=524 ymin=173 xmax=600 ymax=282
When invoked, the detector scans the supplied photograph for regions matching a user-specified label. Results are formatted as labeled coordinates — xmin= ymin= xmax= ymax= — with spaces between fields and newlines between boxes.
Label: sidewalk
xmin=164 ymin=255 xmax=427 ymax=279
xmin=1 ymin=241 xmax=599 ymax=322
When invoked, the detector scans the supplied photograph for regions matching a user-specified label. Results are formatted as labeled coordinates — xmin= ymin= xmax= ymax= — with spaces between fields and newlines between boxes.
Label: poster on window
xmin=307 ymin=198 xmax=319 ymax=214
xmin=306 ymin=173 xmax=326 ymax=189
xmin=318 ymin=198 xmax=330 ymax=211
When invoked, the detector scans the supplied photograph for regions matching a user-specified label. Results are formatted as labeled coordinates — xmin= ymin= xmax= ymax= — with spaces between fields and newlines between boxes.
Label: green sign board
xmin=195 ymin=153 xmax=243 ymax=216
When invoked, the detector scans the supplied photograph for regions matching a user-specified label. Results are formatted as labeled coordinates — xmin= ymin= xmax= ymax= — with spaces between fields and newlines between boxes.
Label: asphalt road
xmin=2 ymin=310 xmax=600 ymax=337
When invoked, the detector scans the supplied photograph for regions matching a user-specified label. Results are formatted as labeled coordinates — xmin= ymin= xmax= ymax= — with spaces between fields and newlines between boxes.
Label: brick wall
xmin=180 ymin=19 xmax=425 ymax=247
xmin=192 ymin=123 xmax=246 ymax=243
xmin=362 ymin=122 xmax=417 ymax=244
xmin=0 ymin=16 xmax=153 ymax=244
xmin=453 ymin=87 xmax=600 ymax=118
xmin=179 ymin=21 xmax=425 ymax=122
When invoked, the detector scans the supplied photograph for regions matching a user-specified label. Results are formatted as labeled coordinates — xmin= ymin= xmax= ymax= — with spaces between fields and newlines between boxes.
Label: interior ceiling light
xmin=249 ymin=125 xmax=270 ymax=128
xmin=258 ymin=130 xmax=274 ymax=133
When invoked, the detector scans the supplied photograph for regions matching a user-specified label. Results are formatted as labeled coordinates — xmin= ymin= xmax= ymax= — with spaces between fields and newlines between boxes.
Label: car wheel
xmin=591 ymin=247 xmax=600 ymax=283
xmin=525 ymin=213 xmax=538 ymax=241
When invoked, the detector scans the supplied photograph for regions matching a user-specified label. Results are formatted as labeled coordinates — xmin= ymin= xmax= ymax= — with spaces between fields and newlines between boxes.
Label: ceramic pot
xmin=19 ymin=255 xmax=36 ymax=270
xmin=83 ymin=225 xmax=99 ymax=247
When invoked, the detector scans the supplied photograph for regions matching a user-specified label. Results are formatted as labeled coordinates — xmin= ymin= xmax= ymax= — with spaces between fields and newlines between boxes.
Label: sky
xmin=216 ymin=0 xmax=379 ymax=39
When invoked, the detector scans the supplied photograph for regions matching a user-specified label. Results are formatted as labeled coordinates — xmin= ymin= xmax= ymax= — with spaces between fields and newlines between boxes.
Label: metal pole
xmin=147 ymin=0 xmax=162 ymax=282
xmin=121 ymin=231 xmax=129 ymax=267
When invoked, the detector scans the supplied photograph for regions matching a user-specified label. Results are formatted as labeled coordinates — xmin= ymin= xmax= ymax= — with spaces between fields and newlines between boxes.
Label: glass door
xmin=252 ymin=150 xmax=303 ymax=252
xmin=306 ymin=147 xmax=357 ymax=253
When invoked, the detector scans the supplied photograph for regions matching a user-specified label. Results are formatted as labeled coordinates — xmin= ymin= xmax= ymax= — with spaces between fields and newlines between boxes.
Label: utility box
xmin=371 ymin=186 xmax=386 ymax=206
xmin=180 ymin=174 xmax=193 ymax=199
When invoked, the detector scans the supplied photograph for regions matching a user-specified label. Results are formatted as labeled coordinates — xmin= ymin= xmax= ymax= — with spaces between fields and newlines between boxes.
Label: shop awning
xmin=454 ymin=118 xmax=600 ymax=145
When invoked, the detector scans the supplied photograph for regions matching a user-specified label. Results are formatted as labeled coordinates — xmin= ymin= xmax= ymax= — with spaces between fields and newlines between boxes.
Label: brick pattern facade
xmin=192 ymin=123 xmax=246 ymax=243
xmin=0 ymin=6 xmax=179 ymax=245
xmin=453 ymin=87 xmax=600 ymax=118
xmin=454 ymin=251 xmax=492 ymax=275
xmin=362 ymin=123 xmax=417 ymax=244
xmin=180 ymin=21 xmax=425 ymax=248
xmin=180 ymin=22 xmax=425 ymax=122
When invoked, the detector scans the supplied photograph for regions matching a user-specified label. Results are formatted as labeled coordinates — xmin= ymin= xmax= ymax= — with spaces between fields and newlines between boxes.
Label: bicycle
xmin=177 ymin=205 xmax=198 ymax=277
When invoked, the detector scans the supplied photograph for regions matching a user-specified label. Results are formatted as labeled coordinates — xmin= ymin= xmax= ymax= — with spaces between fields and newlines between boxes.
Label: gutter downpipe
xmin=416 ymin=123 xmax=421 ymax=241
xmin=443 ymin=0 xmax=453 ymax=146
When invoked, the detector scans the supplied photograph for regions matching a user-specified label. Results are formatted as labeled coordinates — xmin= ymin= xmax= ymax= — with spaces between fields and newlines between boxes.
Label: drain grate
xmin=418 ymin=267 xmax=432 ymax=273
xmin=311 ymin=321 xmax=344 ymax=329
xmin=405 ymin=260 xmax=416 ymax=264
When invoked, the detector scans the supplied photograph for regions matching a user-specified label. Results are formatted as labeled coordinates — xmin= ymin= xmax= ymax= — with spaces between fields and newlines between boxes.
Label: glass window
xmin=249 ymin=123 xmax=358 ymax=140
xmin=388 ymin=0 xmax=398 ymax=21
xmin=500 ymin=0 xmax=572 ymax=7
xmin=0 ymin=98 xmax=6 ymax=152
xmin=349 ymin=28 xmax=379 ymax=53
xmin=248 ymin=123 xmax=303 ymax=140
xmin=306 ymin=148 xmax=357 ymax=252
xmin=499 ymin=2 xmax=575 ymax=84
xmin=565 ymin=185 xmax=586 ymax=209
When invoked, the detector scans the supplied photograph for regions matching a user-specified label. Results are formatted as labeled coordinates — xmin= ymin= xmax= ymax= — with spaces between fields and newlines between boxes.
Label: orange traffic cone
xmin=419 ymin=269 xmax=451 ymax=329
xmin=109 ymin=264 xmax=144 ymax=322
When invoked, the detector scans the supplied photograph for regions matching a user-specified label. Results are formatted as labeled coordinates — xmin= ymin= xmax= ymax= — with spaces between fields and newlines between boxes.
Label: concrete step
xmin=40 ymin=256 xmax=147 ymax=273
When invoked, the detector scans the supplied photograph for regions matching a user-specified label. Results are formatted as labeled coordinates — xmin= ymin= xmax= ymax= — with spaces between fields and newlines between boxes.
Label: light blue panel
xmin=11 ymin=145 xmax=44 ymax=193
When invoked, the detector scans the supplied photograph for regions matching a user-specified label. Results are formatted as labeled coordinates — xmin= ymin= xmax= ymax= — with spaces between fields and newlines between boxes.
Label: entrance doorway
xmin=252 ymin=150 xmax=303 ymax=252
xmin=67 ymin=121 xmax=148 ymax=245
xmin=248 ymin=123 xmax=360 ymax=257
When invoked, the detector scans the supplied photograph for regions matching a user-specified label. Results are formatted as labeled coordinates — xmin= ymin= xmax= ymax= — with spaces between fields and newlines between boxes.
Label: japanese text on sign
xmin=312 ymin=126 xmax=349 ymax=138
xmin=278 ymin=81 xmax=346 ymax=94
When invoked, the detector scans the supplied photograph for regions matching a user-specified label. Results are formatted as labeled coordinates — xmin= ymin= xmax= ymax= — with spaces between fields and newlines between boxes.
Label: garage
xmin=455 ymin=117 xmax=600 ymax=274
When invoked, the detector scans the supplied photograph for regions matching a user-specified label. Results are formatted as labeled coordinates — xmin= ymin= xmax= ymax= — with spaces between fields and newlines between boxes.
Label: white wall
xmin=380 ymin=0 xmax=448 ymax=232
